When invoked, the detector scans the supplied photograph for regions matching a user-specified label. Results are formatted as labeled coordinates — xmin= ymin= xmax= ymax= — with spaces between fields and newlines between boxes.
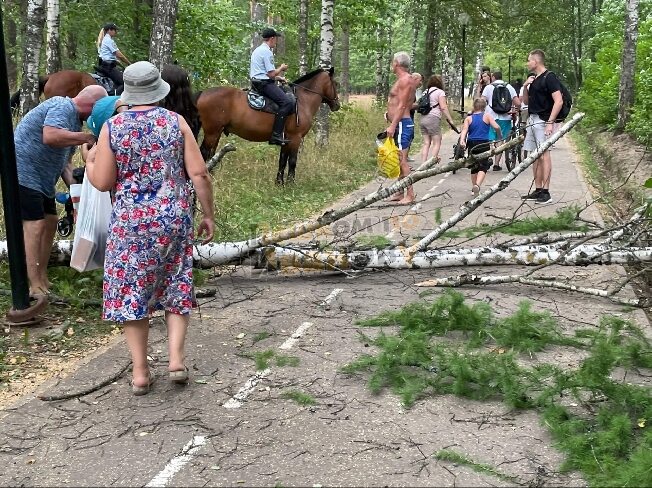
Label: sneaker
xmin=472 ymin=184 xmax=480 ymax=197
xmin=521 ymin=189 xmax=541 ymax=200
xmin=535 ymin=192 xmax=552 ymax=204
xmin=492 ymin=165 xmax=502 ymax=171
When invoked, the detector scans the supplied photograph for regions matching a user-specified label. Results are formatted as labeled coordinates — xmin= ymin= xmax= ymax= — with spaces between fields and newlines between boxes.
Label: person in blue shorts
xmin=385 ymin=51 xmax=417 ymax=205
xmin=15 ymin=85 xmax=107 ymax=295
xmin=481 ymin=70 xmax=520 ymax=171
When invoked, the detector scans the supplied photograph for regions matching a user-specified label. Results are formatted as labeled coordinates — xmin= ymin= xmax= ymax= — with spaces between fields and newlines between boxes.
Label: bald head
xmin=73 ymin=85 xmax=108 ymax=120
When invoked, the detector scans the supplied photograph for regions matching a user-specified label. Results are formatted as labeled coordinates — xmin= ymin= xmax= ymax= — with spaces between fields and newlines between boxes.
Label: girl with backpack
xmin=417 ymin=75 xmax=457 ymax=164
xmin=458 ymin=98 xmax=503 ymax=196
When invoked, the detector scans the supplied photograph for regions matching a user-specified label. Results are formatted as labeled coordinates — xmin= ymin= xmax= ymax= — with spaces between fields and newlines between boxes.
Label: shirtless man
xmin=385 ymin=51 xmax=417 ymax=205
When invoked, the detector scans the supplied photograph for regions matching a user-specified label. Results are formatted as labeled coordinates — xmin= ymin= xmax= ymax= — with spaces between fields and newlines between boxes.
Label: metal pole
xmin=0 ymin=4 xmax=30 ymax=310
xmin=460 ymin=25 xmax=466 ymax=113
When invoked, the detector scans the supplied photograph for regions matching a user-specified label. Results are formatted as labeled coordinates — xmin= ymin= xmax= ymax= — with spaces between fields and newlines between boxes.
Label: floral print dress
xmin=103 ymin=107 xmax=195 ymax=322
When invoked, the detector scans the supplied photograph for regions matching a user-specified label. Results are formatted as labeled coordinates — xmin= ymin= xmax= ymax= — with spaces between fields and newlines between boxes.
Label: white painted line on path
xmin=145 ymin=435 xmax=207 ymax=487
xmin=223 ymin=369 xmax=271 ymax=409
xmin=223 ymin=288 xmax=342 ymax=409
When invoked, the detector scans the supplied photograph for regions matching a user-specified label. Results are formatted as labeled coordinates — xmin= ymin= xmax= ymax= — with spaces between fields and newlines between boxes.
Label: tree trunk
xmin=64 ymin=29 xmax=77 ymax=66
xmin=576 ymin=0 xmax=583 ymax=88
xmin=250 ymin=0 xmax=266 ymax=53
xmin=410 ymin=16 xmax=419 ymax=71
xmin=149 ymin=0 xmax=179 ymax=69
xmin=422 ymin=4 xmax=438 ymax=77
xmin=45 ymin=0 xmax=61 ymax=74
xmin=615 ymin=0 xmax=639 ymax=133
xmin=298 ymin=0 xmax=309 ymax=76
xmin=375 ymin=23 xmax=386 ymax=104
xmin=20 ymin=0 xmax=45 ymax=114
xmin=5 ymin=0 xmax=19 ymax=90
xmin=315 ymin=0 xmax=334 ymax=146
xmin=339 ymin=24 xmax=350 ymax=103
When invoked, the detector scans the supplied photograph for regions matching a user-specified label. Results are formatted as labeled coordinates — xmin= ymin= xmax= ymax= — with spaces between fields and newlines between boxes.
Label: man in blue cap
xmin=250 ymin=27 xmax=293 ymax=146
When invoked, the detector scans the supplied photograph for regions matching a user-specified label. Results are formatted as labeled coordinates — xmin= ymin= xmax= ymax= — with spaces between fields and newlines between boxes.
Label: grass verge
xmin=342 ymin=291 xmax=652 ymax=486
xmin=435 ymin=448 xmax=520 ymax=483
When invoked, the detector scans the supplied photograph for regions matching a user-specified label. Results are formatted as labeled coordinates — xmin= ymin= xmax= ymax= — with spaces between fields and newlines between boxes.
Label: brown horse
xmin=10 ymin=70 xmax=98 ymax=110
xmin=196 ymin=67 xmax=340 ymax=184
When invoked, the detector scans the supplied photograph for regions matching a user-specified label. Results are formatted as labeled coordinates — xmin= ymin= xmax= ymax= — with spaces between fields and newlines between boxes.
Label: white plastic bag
xmin=70 ymin=175 xmax=112 ymax=272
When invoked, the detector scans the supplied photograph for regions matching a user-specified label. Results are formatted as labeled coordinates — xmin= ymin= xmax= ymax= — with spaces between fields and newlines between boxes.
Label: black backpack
xmin=543 ymin=71 xmax=573 ymax=121
xmin=416 ymin=88 xmax=440 ymax=115
xmin=490 ymin=82 xmax=512 ymax=114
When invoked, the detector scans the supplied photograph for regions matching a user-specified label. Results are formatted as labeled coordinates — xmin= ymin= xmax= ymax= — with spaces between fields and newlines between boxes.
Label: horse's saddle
xmin=246 ymin=84 xmax=296 ymax=115
xmin=91 ymin=72 xmax=117 ymax=96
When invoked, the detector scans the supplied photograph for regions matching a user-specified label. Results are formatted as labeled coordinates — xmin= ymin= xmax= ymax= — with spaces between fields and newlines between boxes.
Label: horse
xmin=10 ymin=70 xmax=104 ymax=110
xmin=196 ymin=67 xmax=340 ymax=184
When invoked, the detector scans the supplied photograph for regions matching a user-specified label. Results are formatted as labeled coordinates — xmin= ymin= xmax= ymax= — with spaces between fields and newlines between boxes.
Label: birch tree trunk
xmin=339 ymin=24 xmax=350 ymax=103
xmin=45 ymin=0 xmax=61 ymax=74
xmin=615 ymin=0 xmax=639 ymax=133
xmin=298 ymin=0 xmax=309 ymax=76
xmin=250 ymin=0 xmax=266 ymax=53
xmin=315 ymin=0 xmax=334 ymax=147
xmin=20 ymin=0 xmax=45 ymax=114
xmin=149 ymin=0 xmax=179 ymax=70
xmin=5 ymin=0 xmax=19 ymax=90
xmin=375 ymin=23 xmax=385 ymax=104
xmin=410 ymin=16 xmax=419 ymax=69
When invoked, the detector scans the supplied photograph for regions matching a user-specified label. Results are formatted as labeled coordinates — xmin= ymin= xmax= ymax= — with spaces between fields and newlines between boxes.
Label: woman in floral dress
xmin=86 ymin=61 xmax=215 ymax=395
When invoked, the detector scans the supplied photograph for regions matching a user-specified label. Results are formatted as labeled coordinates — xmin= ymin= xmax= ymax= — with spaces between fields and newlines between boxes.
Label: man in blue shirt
xmin=15 ymin=85 xmax=107 ymax=295
xmin=250 ymin=27 xmax=293 ymax=145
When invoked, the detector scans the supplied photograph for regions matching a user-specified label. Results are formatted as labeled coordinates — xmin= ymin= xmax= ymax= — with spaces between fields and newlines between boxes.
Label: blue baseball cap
xmin=86 ymin=95 xmax=120 ymax=137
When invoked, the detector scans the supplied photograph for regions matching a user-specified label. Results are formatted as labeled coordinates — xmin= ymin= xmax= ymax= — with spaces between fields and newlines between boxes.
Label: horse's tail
xmin=9 ymin=75 xmax=49 ymax=111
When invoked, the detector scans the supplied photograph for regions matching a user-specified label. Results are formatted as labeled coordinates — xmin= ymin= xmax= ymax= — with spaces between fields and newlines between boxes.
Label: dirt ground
xmin=0 ymin=127 xmax=649 ymax=487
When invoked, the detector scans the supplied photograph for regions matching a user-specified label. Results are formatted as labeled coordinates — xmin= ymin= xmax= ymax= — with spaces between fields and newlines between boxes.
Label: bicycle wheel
xmin=505 ymin=145 xmax=515 ymax=171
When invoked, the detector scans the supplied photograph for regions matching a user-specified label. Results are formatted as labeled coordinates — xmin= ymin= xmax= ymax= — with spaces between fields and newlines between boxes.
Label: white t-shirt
xmin=519 ymin=85 xmax=528 ymax=110
xmin=482 ymin=80 xmax=517 ymax=120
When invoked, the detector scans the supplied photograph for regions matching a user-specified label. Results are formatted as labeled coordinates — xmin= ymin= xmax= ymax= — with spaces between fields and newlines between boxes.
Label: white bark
xmin=250 ymin=1 xmax=266 ymax=53
xmin=298 ymin=0 xmax=309 ymax=77
xmin=45 ymin=0 xmax=61 ymax=74
xmin=407 ymin=112 xmax=586 ymax=257
xmin=414 ymin=274 xmax=644 ymax=307
xmin=616 ymin=0 xmax=639 ymax=132
xmin=256 ymin=244 xmax=652 ymax=272
xmin=149 ymin=0 xmax=179 ymax=70
xmin=20 ymin=0 xmax=46 ymax=114
xmin=315 ymin=0 xmax=335 ymax=147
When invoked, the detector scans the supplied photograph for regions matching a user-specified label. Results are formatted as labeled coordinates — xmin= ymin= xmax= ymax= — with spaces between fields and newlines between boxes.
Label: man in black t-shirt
xmin=521 ymin=49 xmax=564 ymax=204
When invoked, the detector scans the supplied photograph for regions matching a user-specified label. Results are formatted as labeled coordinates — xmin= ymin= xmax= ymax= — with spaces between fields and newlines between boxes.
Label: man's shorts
xmin=20 ymin=185 xmax=56 ymax=221
xmin=393 ymin=118 xmax=415 ymax=151
xmin=524 ymin=113 xmax=548 ymax=152
xmin=467 ymin=140 xmax=492 ymax=174
xmin=488 ymin=119 xmax=513 ymax=142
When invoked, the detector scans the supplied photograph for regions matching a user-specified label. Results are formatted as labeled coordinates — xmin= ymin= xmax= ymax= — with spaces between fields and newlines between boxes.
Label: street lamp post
xmin=459 ymin=12 xmax=470 ymax=113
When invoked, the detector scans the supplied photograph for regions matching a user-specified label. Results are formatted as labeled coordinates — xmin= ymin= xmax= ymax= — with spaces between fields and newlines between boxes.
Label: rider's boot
xmin=269 ymin=114 xmax=289 ymax=146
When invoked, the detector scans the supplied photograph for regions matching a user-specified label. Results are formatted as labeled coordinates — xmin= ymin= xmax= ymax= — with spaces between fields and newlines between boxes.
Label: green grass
xmin=281 ymin=389 xmax=317 ymax=406
xmin=343 ymin=291 xmax=652 ymax=486
xmin=435 ymin=449 xmax=520 ymax=483
xmin=249 ymin=349 xmax=300 ymax=370
xmin=440 ymin=206 xmax=588 ymax=239
xmin=355 ymin=234 xmax=393 ymax=248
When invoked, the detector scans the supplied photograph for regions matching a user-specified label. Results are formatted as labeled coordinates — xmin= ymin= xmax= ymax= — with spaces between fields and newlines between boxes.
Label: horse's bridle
xmin=288 ymin=72 xmax=339 ymax=105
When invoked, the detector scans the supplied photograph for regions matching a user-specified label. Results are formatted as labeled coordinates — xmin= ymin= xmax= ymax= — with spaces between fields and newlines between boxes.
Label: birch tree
xmin=298 ymin=0 xmax=309 ymax=76
xmin=339 ymin=24 xmax=350 ymax=103
xmin=149 ymin=0 xmax=179 ymax=70
xmin=45 ymin=0 xmax=61 ymax=74
xmin=315 ymin=0 xmax=334 ymax=146
xmin=250 ymin=0 xmax=266 ymax=53
xmin=615 ymin=0 xmax=639 ymax=133
xmin=20 ymin=0 xmax=45 ymax=114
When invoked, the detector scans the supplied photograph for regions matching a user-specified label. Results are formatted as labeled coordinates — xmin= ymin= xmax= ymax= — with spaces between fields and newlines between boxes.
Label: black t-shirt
xmin=528 ymin=70 xmax=562 ymax=120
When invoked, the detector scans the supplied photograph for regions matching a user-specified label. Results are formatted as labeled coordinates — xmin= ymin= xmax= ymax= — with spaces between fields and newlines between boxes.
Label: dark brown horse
xmin=10 ymin=70 xmax=97 ymax=110
xmin=196 ymin=67 xmax=340 ymax=184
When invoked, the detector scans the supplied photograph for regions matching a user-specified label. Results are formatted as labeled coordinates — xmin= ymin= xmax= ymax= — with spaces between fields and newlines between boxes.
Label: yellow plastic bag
xmin=377 ymin=136 xmax=400 ymax=179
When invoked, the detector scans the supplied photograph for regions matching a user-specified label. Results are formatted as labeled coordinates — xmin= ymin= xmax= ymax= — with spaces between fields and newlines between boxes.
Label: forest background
xmin=1 ymin=0 xmax=651 ymax=144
